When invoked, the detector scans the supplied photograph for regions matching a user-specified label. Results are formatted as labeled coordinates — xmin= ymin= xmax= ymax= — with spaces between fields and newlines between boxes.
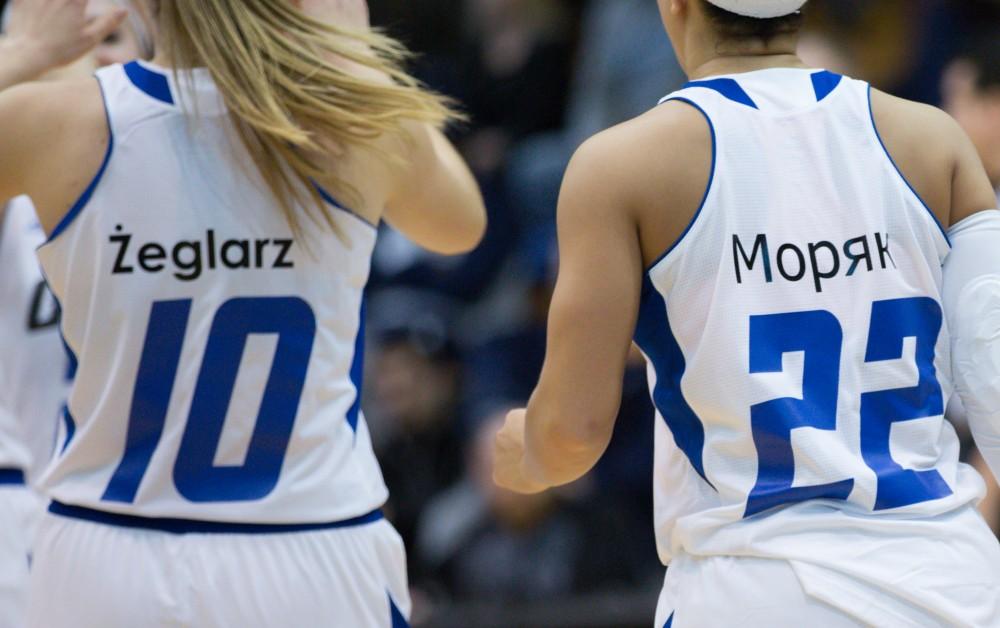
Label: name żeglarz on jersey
xmin=110 ymin=225 xmax=295 ymax=281
xmin=733 ymin=232 xmax=896 ymax=293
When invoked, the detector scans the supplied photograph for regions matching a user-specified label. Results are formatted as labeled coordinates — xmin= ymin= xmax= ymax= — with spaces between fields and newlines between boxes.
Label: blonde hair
xmin=153 ymin=0 xmax=459 ymax=232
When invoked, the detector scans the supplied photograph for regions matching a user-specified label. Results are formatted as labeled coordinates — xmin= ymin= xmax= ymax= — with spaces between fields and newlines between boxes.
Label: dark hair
xmin=701 ymin=1 xmax=805 ymax=41
xmin=958 ymin=35 xmax=1000 ymax=91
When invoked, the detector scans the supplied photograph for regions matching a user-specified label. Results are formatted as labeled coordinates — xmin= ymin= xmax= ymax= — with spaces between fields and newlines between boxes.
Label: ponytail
xmin=155 ymin=0 xmax=460 ymax=233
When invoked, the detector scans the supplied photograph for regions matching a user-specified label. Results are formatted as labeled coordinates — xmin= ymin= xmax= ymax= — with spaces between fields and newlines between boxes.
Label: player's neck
xmin=685 ymin=34 xmax=807 ymax=80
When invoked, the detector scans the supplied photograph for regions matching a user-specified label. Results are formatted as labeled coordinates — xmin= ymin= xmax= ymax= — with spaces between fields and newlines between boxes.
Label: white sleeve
xmin=944 ymin=209 xmax=1000 ymax=482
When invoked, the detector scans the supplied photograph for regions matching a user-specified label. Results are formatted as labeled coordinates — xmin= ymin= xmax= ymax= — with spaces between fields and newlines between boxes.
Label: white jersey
xmin=36 ymin=61 xmax=387 ymax=526
xmin=0 ymin=196 xmax=66 ymax=482
xmin=636 ymin=69 xmax=1000 ymax=624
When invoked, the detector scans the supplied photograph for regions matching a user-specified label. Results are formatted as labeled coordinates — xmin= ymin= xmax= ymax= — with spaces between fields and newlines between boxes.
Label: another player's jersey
xmin=36 ymin=62 xmax=387 ymax=524
xmin=0 ymin=196 xmax=66 ymax=482
xmin=636 ymin=69 xmax=998 ymax=623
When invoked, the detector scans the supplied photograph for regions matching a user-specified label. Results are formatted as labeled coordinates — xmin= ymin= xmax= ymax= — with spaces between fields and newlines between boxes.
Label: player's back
xmin=36 ymin=61 xmax=386 ymax=525
xmin=633 ymin=68 xmax=1000 ymax=625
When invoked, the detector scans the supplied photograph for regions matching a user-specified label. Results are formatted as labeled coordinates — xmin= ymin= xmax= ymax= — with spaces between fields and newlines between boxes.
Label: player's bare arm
xmin=283 ymin=0 xmax=487 ymax=254
xmin=382 ymin=120 xmax=488 ymax=255
xmin=871 ymin=88 xmax=997 ymax=226
xmin=0 ymin=79 xmax=107 ymax=233
xmin=494 ymin=102 xmax=711 ymax=493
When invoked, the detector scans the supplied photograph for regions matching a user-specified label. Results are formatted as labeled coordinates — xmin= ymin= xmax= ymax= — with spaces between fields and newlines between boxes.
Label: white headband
xmin=706 ymin=0 xmax=808 ymax=19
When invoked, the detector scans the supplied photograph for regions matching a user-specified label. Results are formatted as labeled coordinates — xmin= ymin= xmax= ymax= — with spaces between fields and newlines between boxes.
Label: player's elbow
xmin=430 ymin=202 xmax=487 ymax=255
xmin=525 ymin=406 xmax=616 ymax=484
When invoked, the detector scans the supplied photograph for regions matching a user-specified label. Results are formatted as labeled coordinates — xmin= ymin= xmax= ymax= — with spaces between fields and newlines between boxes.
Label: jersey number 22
xmin=746 ymin=297 xmax=952 ymax=517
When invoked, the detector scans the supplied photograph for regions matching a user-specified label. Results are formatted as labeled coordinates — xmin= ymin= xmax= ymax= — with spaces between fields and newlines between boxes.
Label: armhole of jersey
xmin=45 ymin=76 xmax=114 ymax=245
xmin=866 ymin=84 xmax=951 ymax=248
xmin=645 ymin=96 xmax=718 ymax=273
xmin=313 ymin=182 xmax=378 ymax=230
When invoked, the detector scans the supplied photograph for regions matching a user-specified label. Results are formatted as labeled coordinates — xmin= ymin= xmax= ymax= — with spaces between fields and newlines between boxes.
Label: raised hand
xmin=4 ymin=0 xmax=127 ymax=81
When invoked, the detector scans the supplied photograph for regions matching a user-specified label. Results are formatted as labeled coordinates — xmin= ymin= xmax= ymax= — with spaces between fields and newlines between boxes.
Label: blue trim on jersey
xmin=633 ymin=276 xmax=714 ymax=487
xmin=0 ymin=469 xmax=26 ymax=486
xmin=48 ymin=500 xmax=384 ymax=534
xmin=124 ymin=61 xmax=174 ymax=105
xmin=61 ymin=336 xmax=78 ymax=381
xmin=46 ymin=77 xmax=114 ymax=244
xmin=684 ymin=78 xmax=759 ymax=109
xmin=33 ymin=260 xmax=79 ymax=452
xmin=664 ymin=612 xmax=674 ymax=628
xmin=811 ymin=71 xmax=843 ymax=102
xmin=867 ymin=85 xmax=951 ymax=246
xmin=646 ymin=97 xmax=718 ymax=272
xmin=313 ymin=182 xmax=377 ymax=229
xmin=346 ymin=299 xmax=366 ymax=434
xmin=60 ymin=406 xmax=76 ymax=452
xmin=389 ymin=593 xmax=410 ymax=628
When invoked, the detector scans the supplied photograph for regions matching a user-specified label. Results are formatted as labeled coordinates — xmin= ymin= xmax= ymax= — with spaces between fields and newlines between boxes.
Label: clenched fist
xmin=493 ymin=408 xmax=548 ymax=495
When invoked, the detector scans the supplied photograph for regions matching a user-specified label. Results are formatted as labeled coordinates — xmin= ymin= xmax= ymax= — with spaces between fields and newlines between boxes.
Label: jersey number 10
xmin=102 ymin=297 xmax=316 ymax=504
xmin=746 ymin=296 xmax=953 ymax=517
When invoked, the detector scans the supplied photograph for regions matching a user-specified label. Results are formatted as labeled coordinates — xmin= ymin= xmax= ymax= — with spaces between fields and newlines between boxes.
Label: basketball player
xmin=0 ymin=0 xmax=485 ymax=626
xmin=0 ymin=2 xmax=137 ymax=626
xmin=494 ymin=1 xmax=1000 ymax=625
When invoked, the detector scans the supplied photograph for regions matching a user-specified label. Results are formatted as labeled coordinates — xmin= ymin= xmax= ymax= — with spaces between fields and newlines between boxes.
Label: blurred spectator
xmin=370 ymin=327 xmax=467 ymax=562
xmin=452 ymin=0 xmax=578 ymax=176
xmin=463 ymin=226 xmax=555 ymax=416
xmin=367 ymin=0 xmax=579 ymax=307
xmin=943 ymin=36 xmax=1000 ymax=197
xmin=507 ymin=0 xmax=684 ymax=227
xmin=803 ymin=0 xmax=962 ymax=104
xmin=414 ymin=414 xmax=656 ymax=602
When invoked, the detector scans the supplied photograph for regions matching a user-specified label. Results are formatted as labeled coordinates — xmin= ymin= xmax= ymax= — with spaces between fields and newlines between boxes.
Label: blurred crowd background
xmin=355 ymin=1 xmax=1000 ymax=626
xmin=0 ymin=0 xmax=995 ymax=625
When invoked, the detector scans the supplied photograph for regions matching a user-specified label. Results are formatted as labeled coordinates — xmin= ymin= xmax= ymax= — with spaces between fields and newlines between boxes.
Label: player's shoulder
xmin=562 ymin=102 xmax=712 ymax=254
xmin=870 ymin=88 xmax=971 ymax=225
xmin=0 ymin=78 xmax=102 ymax=120
xmin=870 ymin=88 xmax=967 ymax=158
xmin=568 ymin=100 xmax=712 ymax=206
xmin=0 ymin=78 xmax=105 ymax=156
xmin=0 ymin=79 xmax=108 ymax=231
xmin=575 ymin=100 xmax=710 ymax=167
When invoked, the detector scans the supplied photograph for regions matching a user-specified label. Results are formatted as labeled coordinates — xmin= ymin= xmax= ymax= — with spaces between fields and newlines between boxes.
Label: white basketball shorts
xmin=0 ymin=484 xmax=40 ymax=628
xmin=654 ymin=554 xmax=862 ymax=628
xmin=26 ymin=507 xmax=410 ymax=628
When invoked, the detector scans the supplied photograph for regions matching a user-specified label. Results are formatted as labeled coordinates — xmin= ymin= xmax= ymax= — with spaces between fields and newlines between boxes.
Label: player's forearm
xmin=521 ymin=388 xmax=616 ymax=489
